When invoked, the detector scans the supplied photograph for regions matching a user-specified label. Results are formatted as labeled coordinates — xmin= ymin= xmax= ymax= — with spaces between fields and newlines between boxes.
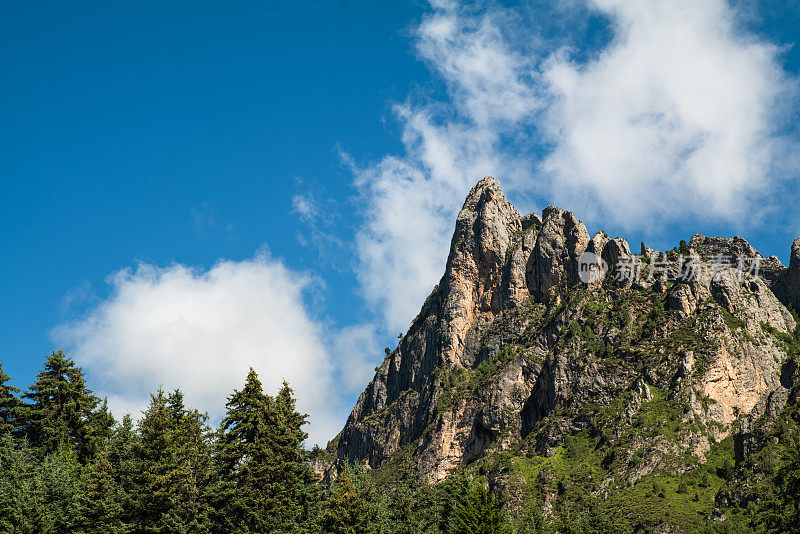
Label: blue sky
xmin=2 ymin=0 xmax=800 ymax=444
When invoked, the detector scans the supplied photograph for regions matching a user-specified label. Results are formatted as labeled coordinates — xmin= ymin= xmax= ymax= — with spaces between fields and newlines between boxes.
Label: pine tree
xmin=268 ymin=381 xmax=321 ymax=532
xmin=131 ymin=388 xmax=214 ymax=533
xmin=29 ymin=442 xmax=83 ymax=533
xmin=21 ymin=350 xmax=98 ymax=461
xmin=165 ymin=389 xmax=214 ymax=533
xmin=85 ymin=397 xmax=116 ymax=459
xmin=75 ymin=443 xmax=125 ymax=533
xmin=215 ymin=371 xmax=320 ymax=533
xmin=109 ymin=413 xmax=139 ymax=528
xmin=0 ymin=434 xmax=33 ymax=531
xmin=319 ymin=466 xmax=377 ymax=534
xmin=215 ymin=368 xmax=273 ymax=533
xmin=450 ymin=483 xmax=508 ymax=534
xmin=131 ymin=388 xmax=173 ymax=532
xmin=0 ymin=364 xmax=22 ymax=437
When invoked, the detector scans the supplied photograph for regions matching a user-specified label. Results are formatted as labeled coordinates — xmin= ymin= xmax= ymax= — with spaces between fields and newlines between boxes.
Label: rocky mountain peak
xmin=327 ymin=179 xmax=800 ymax=494
xmin=791 ymin=238 xmax=800 ymax=309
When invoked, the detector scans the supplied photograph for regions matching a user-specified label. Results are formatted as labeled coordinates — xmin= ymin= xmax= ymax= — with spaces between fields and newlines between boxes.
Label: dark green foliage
xmin=0 ymin=435 xmax=83 ymax=533
xmin=216 ymin=369 xmax=319 ymax=533
xmin=0 ymin=364 xmax=22 ymax=437
xmin=131 ymin=388 xmax=215 ymax=533
xmin=450 ymin=483 xmax=507 ymax=534
xmin=75 ymin=443 xmax=125 ymax=533
xmin=721 ymin=308 xmax=746 ymax=331
xmin=108 ymin=413 xmax=139 ymax=527
xmin=319 ymin=466 xmax=378 ymax=534
xmin=21 ymin=349 xmax=103 ymax=462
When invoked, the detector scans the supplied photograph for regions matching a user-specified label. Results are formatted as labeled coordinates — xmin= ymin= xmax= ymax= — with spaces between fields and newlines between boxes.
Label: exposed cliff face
xmin=791 ymin=238 xmax=800 ymax=310
xmin=330 ymin=177 xmax=800 ymax=506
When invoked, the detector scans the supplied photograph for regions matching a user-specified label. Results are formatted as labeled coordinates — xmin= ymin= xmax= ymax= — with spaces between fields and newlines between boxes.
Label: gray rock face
xmin=791 ymin=238 xmax=800 ymax=311
xmin=527 ymin=207 xmax=589 ymax=303
xmin=601 ymin=237 xmax=631 ymax=270
xmin=688 ymin=234 xmax=759 ymax=262
xmin=330 ymin=178 xmax=800 ymax=486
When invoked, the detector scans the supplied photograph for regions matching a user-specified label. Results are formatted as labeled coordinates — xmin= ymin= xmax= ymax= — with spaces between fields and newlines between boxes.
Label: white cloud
xmin=542 ymin=0 xmax=797 ymax=228
xmin=331 ymin=324 xmax=383 ymax=393
xmin=292 ymin=193 xmax=320 ymax=223
xmin=53 ymin=254 xmax=345 ymax=445
xmin=349 ymin=0 xmax=798 ymax=332
xmin=350 ymin=3 xmax=540 ymax=333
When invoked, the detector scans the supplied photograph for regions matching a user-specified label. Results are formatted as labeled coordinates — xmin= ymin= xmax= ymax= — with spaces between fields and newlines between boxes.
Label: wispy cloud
xmin=349 ymin=0 xmax=799 ymax=332
xmin=191 ymin=201 xmax=234 ymax=235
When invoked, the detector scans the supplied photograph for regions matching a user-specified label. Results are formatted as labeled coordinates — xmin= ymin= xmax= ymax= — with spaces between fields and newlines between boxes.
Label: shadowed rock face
xmin=791 ymin=239 xmax=800 ymax=310
xmin=327 ymin=177 xmax=800 ymax=486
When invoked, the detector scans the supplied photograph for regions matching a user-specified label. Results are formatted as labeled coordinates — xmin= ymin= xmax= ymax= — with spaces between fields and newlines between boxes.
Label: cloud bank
xmin=352 ymin=0 xmax=799 ymax=333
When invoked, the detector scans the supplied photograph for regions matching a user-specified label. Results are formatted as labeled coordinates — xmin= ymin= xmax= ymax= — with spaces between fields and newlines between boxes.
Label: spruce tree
xmin=450 ymin=483 xmax=507 ymax=534
xmin=22 ymin=350 xmax=98 ymax=460
xmin=0 ymin=364 xmax=22 ymax=437
xmin=318 ymin=466 xmax=377 ymax=534
xmin=269 ymin=381 xmax=321 ymax=531
xmin=165 ymin=389 xmax=214 ymax=532
xmin=216 ymin=371 xmax=320 ymax=533
xmin=215 ymin=368 xmax=273 ymax=533
xmin=85 ymin=397 xmax=116 ymax=459
xmin=75 ymin=442 xmax=125 ymax=533
xmin=132 ymin=388 xmax=214 ymax=533
xmin=109 ymin=413 xmax=139 ymax=528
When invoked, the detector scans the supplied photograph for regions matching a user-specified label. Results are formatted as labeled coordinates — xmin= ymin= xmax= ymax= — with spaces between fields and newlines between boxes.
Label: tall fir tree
xmin=75 ymin=442 xmax=125 ymax=533
xmin=216 ymin=370 xmax=320 ymax=533
xmin=131 ymin=388 xmax=214 ymax=533
xmin=108 ymin=413 xmax=138 ymax=528
xmin=85 ymin=397 xmax=116 ymax=459
xmin=215 ymin=368 xmax=273 ymax=533
xmin=318 ymin=466 xmax=377 ymax=534
xmin=0 ymin=364 xmax=22 ymax=437
xmin=269 ymin=381 xmax=321 ymax=531
xmin=21 ymin=350 xmax=99 ymax=461
xmin=165 ymin=389 xmax=215 ymax=533
xmin=450 ymin=483 xmax=508 ymax=534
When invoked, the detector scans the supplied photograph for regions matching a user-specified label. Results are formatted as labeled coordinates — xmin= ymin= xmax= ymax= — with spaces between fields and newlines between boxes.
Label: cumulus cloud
xmin=53 ymin=254 xmax=347 ymax=445
xmin=542 ymin=0 xmax=797 ymax=228
xmin=350 ymin=0 xmax=799 ymax=332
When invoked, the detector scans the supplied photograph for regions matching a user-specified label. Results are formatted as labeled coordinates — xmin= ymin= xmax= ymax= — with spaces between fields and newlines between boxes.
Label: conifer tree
xmin=109 ymin=413 xmax=139 ymax=527
xmin=216 ymin=371 xmax=320 ymax=533
xmin=166 ymin=389 xmax=215 ymax=532
xmin=215 ymin=368 xmax=273 ymax=533
xmin=75 ymin=443 xmax=125 ymax=533
xmin=132 ymin=388 xmax=214 ymax=533
xmin=22 ymin=350 xmax=98 ymax=461
xmin=0 ymin=364 xmax=22 ymax=437
xmin=450 ymin=483 xmax=507 ymax=534
xmin=85 ymin=397 xmax=116 ymax=459
xmin=269 ymin=381 xmax=321 ymax=531
xmin=318 ymin=466 xmax=377 ymax=534
xmin=0 ymin=434 xmax=33 ymax=531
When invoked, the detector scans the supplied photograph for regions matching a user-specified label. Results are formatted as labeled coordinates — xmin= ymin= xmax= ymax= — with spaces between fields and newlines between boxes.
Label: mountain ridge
xmin=317 ymin=176 xmax=800 ymax=530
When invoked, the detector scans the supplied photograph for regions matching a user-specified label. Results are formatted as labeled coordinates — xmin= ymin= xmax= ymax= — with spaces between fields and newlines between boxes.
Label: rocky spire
xmin=791 ymin=238 xmax=800 ymax=311
xmin=327 ymin=177 xmax=800 ymax=486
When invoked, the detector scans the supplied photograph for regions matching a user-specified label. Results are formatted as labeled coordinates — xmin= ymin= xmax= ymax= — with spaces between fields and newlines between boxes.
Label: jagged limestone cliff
xmin=323 ymin=177 xmax=800 ymax=531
